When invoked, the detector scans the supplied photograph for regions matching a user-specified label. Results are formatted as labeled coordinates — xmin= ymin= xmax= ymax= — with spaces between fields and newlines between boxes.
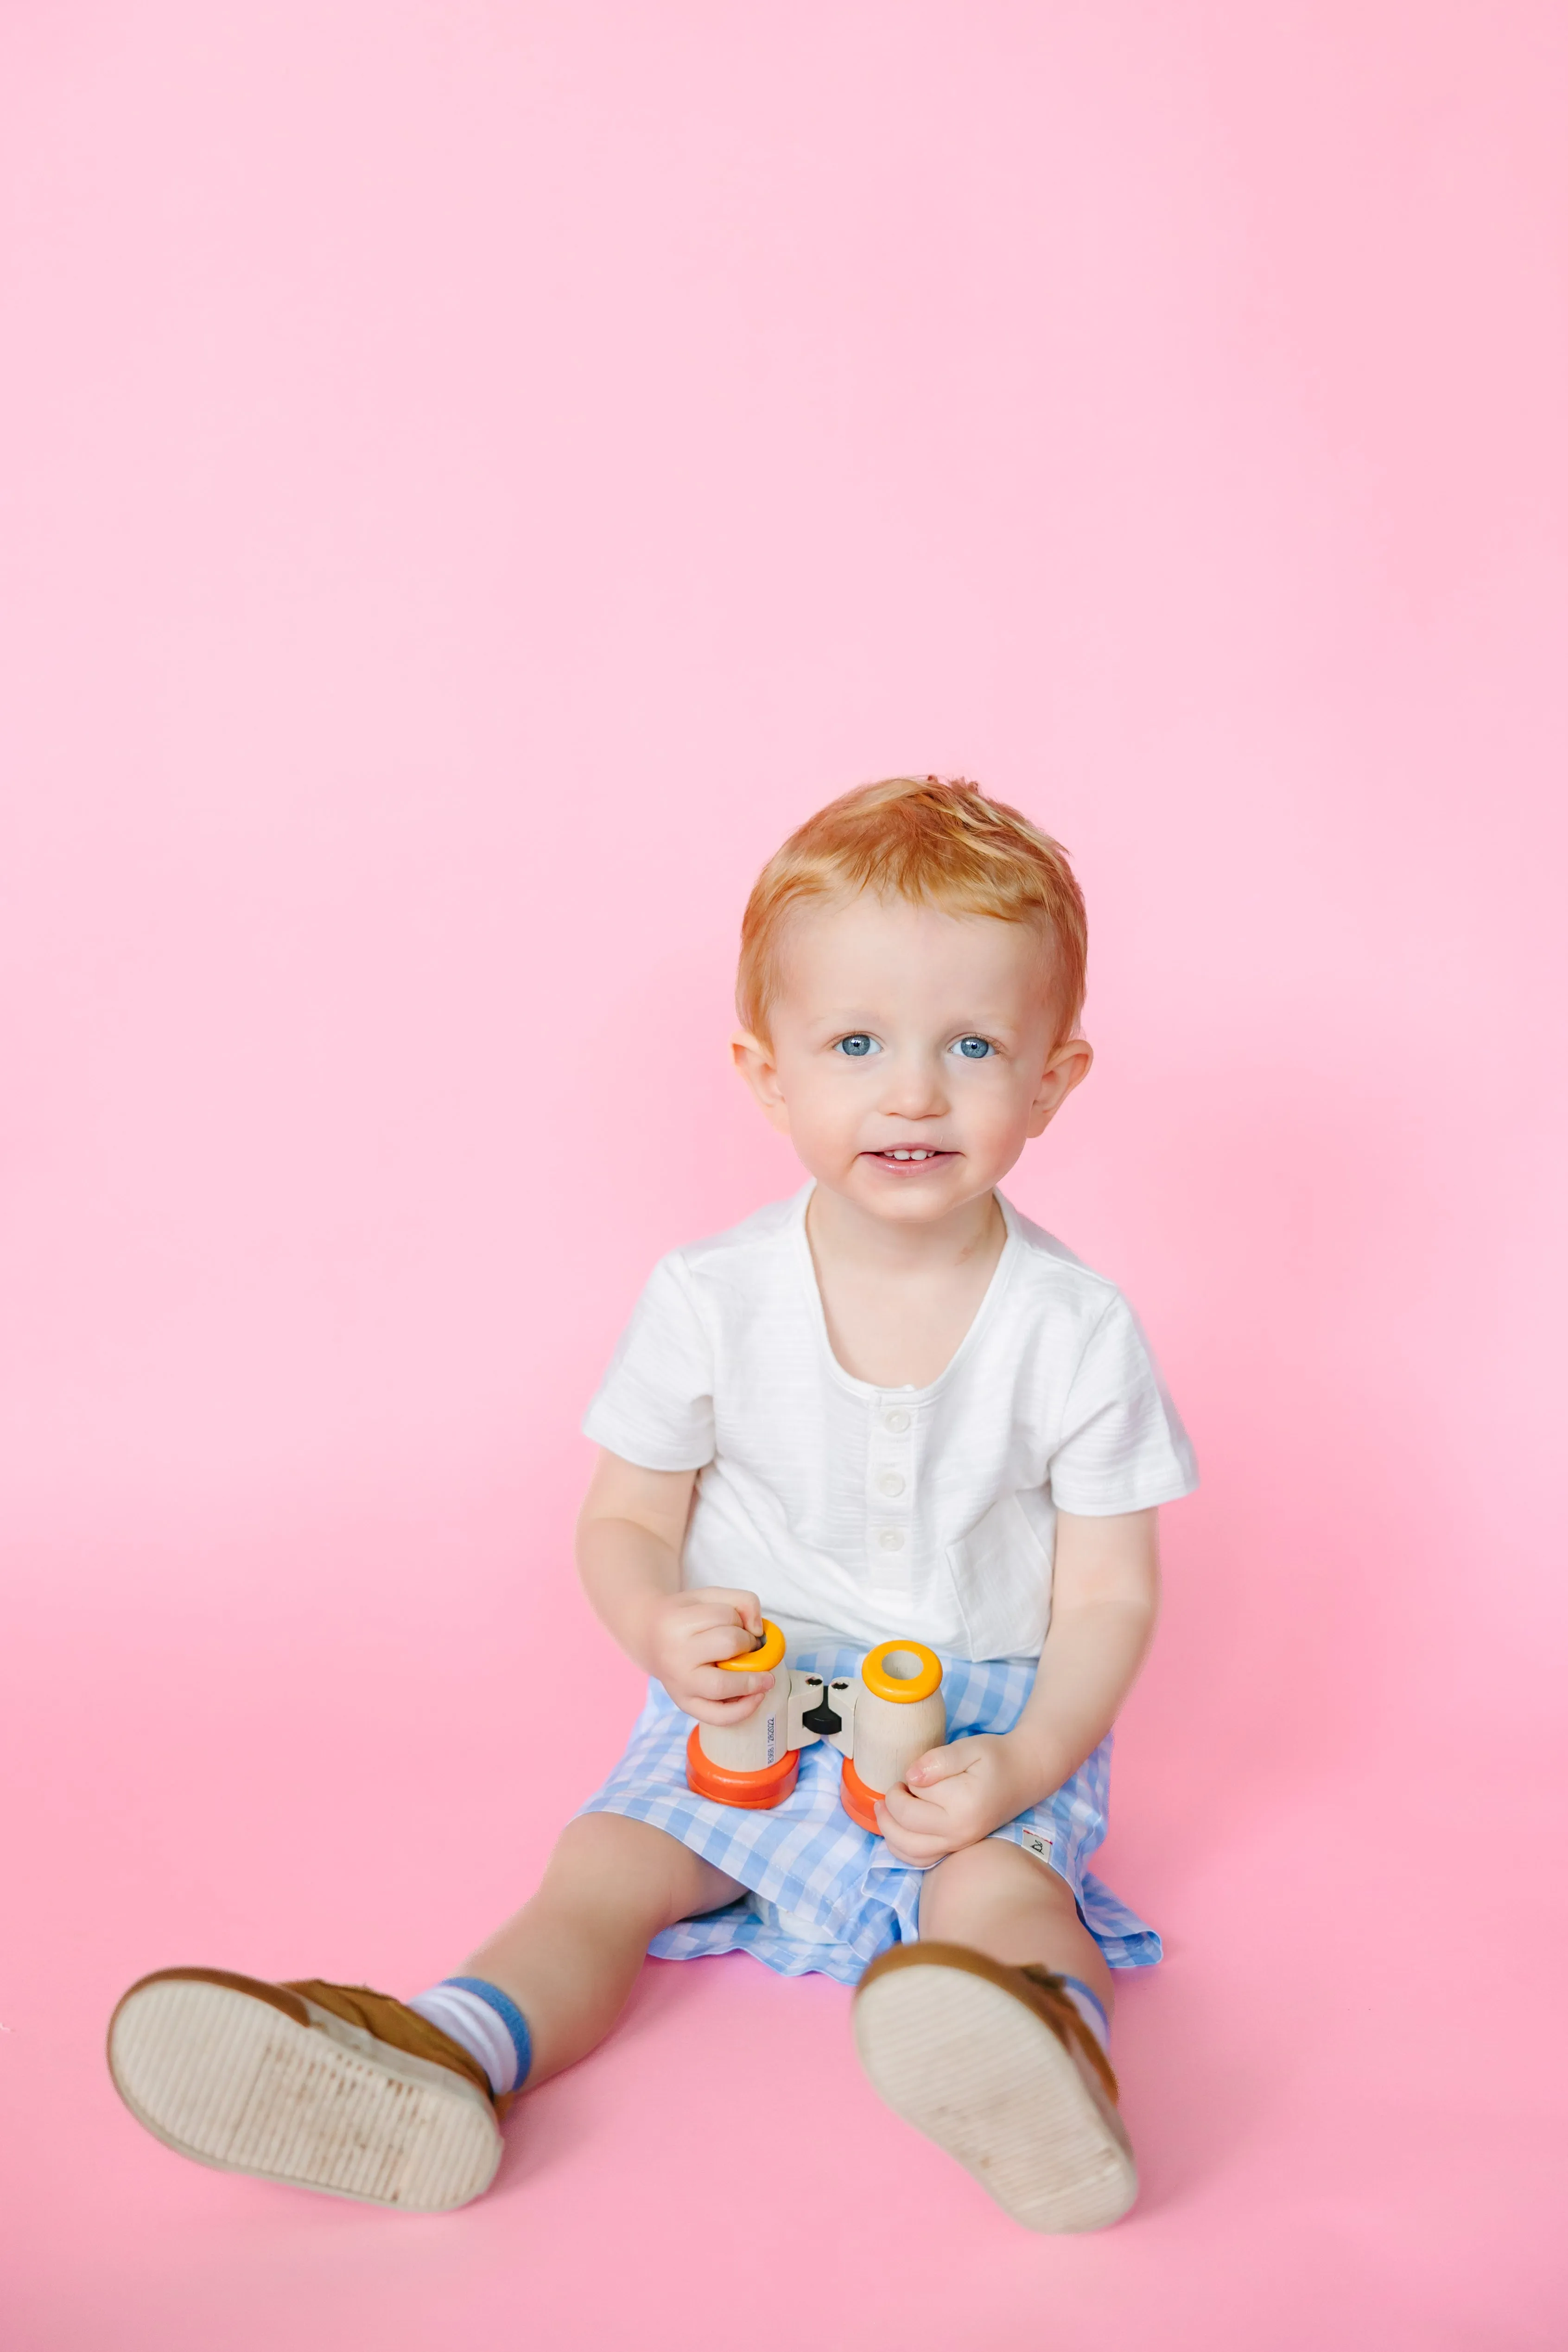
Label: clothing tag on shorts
xmin=1020 ymin=1831 xmax=1051 ymax=1861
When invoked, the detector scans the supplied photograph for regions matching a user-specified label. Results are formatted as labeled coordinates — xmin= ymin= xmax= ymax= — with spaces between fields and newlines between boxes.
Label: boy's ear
xmin=731 ymin=1030 xmax=792 ymax=1134
xmin=1025 ymin=1034 xmax=1093 ymax=1138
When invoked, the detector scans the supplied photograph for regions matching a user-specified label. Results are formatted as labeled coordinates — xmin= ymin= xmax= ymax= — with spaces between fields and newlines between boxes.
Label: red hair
xmin=737 ymin=776 xmax=1087 ymax=1045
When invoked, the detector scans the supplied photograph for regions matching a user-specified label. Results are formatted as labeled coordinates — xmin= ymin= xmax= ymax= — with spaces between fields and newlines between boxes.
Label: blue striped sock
xmin=407 ymin=1977 xmax=533 ymax=2097
xmin=1057 ymin=1974 xmax=1110 ymax=2050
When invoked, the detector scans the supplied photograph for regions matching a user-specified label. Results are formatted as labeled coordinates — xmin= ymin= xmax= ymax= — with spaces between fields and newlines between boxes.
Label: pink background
xmin=3 ymin=4 xmax=1565 ymax=2346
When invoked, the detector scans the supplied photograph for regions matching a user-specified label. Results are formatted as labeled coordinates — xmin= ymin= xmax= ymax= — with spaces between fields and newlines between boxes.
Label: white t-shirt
xmin=582 ymin=1185 xmax=1197 ymax=1662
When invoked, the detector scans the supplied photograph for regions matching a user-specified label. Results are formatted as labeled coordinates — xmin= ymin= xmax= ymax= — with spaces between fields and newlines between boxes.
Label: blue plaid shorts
xmin=577 ymin=1648 xmax=1160 ymax=1987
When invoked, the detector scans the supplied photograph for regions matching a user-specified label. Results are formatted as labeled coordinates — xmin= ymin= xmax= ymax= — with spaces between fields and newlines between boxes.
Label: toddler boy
xmin=108 ymin=776 xmax=1195 ymax=2232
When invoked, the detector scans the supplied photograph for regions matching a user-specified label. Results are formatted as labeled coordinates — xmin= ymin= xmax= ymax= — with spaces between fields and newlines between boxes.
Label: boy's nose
xmin=876 ymin=1051 xmax=949 ymax=1119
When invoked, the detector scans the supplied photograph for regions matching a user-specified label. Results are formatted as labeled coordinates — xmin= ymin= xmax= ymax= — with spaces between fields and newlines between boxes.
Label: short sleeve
xmin=1047 ymin=1293 xmax=1198 ymax=1515
xmin=581 ymin=1255 xmax=716 ymax=1472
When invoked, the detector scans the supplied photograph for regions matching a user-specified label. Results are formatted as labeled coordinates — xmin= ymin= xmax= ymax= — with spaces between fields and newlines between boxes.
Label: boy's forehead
xmin=775 ymin=890 xmax=1045 ymax=1005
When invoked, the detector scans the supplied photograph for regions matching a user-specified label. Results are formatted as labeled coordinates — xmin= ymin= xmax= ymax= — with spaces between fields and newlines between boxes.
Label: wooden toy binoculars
xmin=685 ymin=1620 xmax=946 ymax=1835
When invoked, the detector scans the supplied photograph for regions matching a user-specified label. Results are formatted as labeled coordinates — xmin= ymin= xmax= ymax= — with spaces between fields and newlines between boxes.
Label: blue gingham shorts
xmin=577 ymin=1648 xmax=1160 ymax=1987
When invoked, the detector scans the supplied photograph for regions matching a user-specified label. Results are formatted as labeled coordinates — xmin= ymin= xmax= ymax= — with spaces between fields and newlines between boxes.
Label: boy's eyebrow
xmin=800 ymin=1005 xmax=1028 ymax=1039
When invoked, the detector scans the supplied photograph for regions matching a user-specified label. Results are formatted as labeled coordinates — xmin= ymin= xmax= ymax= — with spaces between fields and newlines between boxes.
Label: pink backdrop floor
xmin=3 ymin=5 xmax=1566 ymax=2347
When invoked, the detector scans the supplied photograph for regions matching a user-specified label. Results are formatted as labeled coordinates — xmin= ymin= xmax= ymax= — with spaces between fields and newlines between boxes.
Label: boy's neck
xmin=805 ymin=1182 xmax=1005 ymax=1281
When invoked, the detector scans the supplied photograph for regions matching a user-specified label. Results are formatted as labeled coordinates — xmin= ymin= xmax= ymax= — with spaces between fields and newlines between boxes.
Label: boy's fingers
xmin=687 ymin=1621 xmax=768 ymax=1669
xmin=682 ymin=1589 xmax=764 ymax=1633
xmin=905 ymin=1742 xmax=971 ymax=1787
xmin=692 ymin=1630 xmax=767 ymax=1670
xmin=878 ymin=1780 xmax=950 ymax=1829
xmin=874 ymin=1810 xmax=949 ymax=1863
xmin=681 ymin=1689 xmax=768 ymax=1726
xmin=686 ymin=1665 xmax=774 ymax=1702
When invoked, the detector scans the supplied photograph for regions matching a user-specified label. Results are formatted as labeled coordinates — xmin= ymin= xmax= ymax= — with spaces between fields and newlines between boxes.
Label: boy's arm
xmin=577 ymin=1448 xmax=777 ymax=1725
xmin=876 ymin=1507 xmax=1161 ymax=1865
xmin=998 ymin=1506 xmax=1161 ymax=1800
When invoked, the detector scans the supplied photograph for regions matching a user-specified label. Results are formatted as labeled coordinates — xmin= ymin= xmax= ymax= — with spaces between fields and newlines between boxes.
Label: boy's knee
xmin=543 ymin=1814 xmax=738 ymax=1929
xmin=920 ymin=1836 xmax=1077 ymax=1933
xmin=546 ymin=1812 xmax=680 ymax=1898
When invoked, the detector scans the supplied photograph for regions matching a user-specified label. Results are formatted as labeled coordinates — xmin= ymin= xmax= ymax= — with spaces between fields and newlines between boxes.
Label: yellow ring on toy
xmin=715 ymin=1618 xmax=787 ymax=1675
xmin=860 ymin=1638 xmax=942 ymax=1704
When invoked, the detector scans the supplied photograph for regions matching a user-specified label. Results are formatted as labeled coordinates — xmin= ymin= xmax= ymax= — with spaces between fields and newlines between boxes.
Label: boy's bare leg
xmin=916 ymin=1838 xmax=1114 ymax=2018
xmin=461 ymin=1813 xmax=744 ymax=2088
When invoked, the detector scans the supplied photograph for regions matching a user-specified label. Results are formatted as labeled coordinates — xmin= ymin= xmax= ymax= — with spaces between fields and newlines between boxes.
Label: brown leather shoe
xmin=108 ymin=1967 xmax=504 ymax=2210
xmin=852 ymin=1942 xmax=1137 ymax=2231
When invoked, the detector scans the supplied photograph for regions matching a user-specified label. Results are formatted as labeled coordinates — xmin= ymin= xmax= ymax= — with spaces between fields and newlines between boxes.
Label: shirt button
xmin=883 ymin=1408 xmax=911 ymax=1433
xmin=878 ymin=1528 xmax=906 ymax=1553
xmin=877 ymin=1471 xmax=906 ymax=1498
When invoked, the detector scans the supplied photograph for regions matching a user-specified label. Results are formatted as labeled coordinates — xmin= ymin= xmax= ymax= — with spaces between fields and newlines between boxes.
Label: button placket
xmin=868 ymin=1395 xmax=916 ymax=1588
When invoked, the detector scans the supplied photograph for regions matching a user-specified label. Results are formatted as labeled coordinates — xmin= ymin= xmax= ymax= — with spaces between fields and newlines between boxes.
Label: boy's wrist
xmin=996 ymin=1724 xmax=1071 ymax=1813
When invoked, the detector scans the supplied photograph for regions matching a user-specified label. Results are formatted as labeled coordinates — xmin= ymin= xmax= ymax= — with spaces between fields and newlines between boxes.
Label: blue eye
xmin=835 ymin=1034 xmax=879 ymax=1057
xmin=951 ymin=1036 xmax=994 ymax=1059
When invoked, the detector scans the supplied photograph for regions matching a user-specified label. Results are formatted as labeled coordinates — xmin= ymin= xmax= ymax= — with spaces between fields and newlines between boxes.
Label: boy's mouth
xmin=863 ymin=1148 xmax=957 ymax=1174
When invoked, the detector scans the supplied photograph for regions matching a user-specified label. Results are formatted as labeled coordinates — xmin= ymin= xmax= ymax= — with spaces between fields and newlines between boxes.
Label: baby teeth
xmin=888 ymin=1150 xmax=933 ymax=1160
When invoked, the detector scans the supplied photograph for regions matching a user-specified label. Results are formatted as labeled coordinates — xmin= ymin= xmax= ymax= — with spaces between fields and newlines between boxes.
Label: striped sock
xmin=1056 ymin=1974 xmax=1110 ymax=2051
xmin=407 ymin=1977 xmax=533 ymax=2098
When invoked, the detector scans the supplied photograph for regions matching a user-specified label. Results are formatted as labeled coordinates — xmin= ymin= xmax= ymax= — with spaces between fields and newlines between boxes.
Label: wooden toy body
xmin=695 ymin=1670 xmax=831 ymax=1774
xmin=845 ymin=1675 xmax=947 ymax=1796
xmin=689 ymin=1631 xmax=946 ymax=1830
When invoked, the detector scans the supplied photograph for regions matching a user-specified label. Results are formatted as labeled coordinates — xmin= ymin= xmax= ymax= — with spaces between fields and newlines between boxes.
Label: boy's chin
xmin=834 ymin=1159 xmax=987 ymax=1220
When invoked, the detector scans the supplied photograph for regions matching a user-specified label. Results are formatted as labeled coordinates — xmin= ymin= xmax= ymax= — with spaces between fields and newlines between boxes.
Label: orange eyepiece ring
xmin=839 ymin=1754 xmax=884 ymax=1835
xmin=714 ymin=1618 xmax=787 ymax=1675
xmin=860 ymin=1639 xmax=943 ymax=1704
xmin=686 ymin=1726 xmax=800 ymax=1809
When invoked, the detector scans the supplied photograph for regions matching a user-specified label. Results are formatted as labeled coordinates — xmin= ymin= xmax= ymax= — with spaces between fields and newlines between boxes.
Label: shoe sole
xmin=853 ymin=1958 xmax=1138 ymax=2231
xmin=108 ymin=1972 xmax=503 ymax=2211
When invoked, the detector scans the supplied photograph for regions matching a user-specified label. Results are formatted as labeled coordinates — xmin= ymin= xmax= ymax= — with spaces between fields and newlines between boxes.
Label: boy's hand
xmin=648 ymin=1586 xmax=776 ymax=1724
xmin=874 ymin=1732 xmax=1040 ymax=1865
